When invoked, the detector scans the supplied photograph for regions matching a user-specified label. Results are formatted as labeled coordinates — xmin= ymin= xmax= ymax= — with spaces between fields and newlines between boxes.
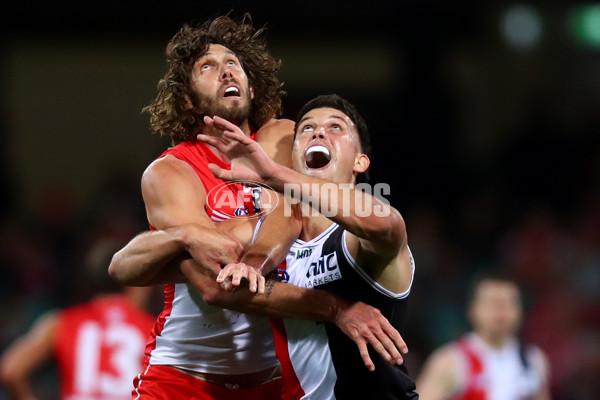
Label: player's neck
xmin=476 ymin=331 xmax=512 ymax=350
xmin=299 ymin=213 xmax=335 ymax=242
xmin=204 ymin=119 xmax=252 ymax=162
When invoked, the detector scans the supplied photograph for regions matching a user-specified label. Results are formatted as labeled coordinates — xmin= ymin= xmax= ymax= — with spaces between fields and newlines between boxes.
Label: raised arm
xmin=199 ymin=115 xmax=412 ymax=293
xmin=109 ymin=119 xmax=296 ymax=287
xmin=200 ymin=115 xmax=403 ymax=251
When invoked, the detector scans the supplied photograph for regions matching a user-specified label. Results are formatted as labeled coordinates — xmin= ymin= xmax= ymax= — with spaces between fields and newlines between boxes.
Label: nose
xmin=220 ymin=65 xmax=233 ymax=80
xmin=312 ymin=126 xmax=326 ymax=140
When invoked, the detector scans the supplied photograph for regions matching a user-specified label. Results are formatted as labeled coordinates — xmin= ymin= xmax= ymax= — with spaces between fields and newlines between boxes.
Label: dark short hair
xmin=466 ymin=268 xmax=521 ymax=306
xmin=295 ymin=94 xmax=372 ymax=184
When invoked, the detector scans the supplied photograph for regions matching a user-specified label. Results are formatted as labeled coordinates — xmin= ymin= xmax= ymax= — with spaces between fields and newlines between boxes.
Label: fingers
xmin=222 ymin=128 xmax=254 ymax=145
xmin=216 ymin=263 xmax=265 ymax=294
xmin=220 ymin=277 xmax=235 ymax=292
xmin=371 ymin=329 xmax=404 ymax=366
xmin=351 ymin=334 xmax=375 ymax=372
xmin=207 ymin=163 xmax=231 ymax=180
xmin=197 ymin=134 xmax=233 ymax=156
xmin=366 ymin=318 xmax=408 ymax=366
xmin=196 ymin=133 xmax=222 ymax=147
xmin=203 ymin=115 xmax=253 ymax=146
xmin=211 ymin=116 xmax=245 ymax=139
xmin=383 ymin=323 xmax=409 ymax=356
xmin=256 ymin=275 xmax=266 ymax=295
xmin=336 ymin=302 xmax=408 ymax=370
xmin=203 ymin=115 xmax=246 ymax=142
xmin=211 ymin=115 xmax=237 ymax=130
xmin=350 ymin=325 xmax=406 ymax=371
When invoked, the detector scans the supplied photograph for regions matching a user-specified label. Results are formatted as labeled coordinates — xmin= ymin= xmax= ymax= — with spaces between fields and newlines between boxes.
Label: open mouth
xmin=224 ymin=86 xmax=240 ymax=98
xmin=305 ymin=145 xmax=331 ymax=169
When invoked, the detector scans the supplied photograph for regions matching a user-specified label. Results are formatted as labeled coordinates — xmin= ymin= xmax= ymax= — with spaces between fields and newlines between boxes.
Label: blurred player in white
xmin=416 ymin=271 xmax=551 ymax=400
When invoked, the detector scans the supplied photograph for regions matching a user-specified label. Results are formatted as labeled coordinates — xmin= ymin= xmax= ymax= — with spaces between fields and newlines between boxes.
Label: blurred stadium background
xmin=0 ymin=1 xmax=598 ymax=399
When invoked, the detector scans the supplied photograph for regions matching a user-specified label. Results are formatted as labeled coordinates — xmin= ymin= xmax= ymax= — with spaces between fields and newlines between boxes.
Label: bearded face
xmin=188 ymin=44 xmax=254 ymax=131
xmin=190 ymin=86 xmax=252 ymax=127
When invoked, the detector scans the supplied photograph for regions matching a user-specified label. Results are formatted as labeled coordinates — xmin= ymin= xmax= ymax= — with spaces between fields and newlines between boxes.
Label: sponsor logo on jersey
xmin=296 ymin=248 xmax=313 ymax=259
xmin=305 ymin=251 xmax=342 ymax=288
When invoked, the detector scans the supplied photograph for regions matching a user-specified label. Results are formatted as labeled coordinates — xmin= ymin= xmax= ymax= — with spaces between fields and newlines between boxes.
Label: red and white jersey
xmin=449 ymin=333 xmax=547 ymax=400
xmin=55 ymin=294 xmax=155 ymax=400
xmin=143 ymin=139 xmax=279 ymax=375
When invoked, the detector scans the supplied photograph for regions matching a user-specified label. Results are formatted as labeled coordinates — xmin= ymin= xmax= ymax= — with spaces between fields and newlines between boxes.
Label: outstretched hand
xmin=198 ymin=116 xmax=277 ymax=184
xmin=335 ymin=301 xmax=408 ymax=371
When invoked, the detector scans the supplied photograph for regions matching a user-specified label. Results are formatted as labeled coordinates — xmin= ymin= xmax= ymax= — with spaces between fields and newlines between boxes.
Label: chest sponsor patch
xmin=304 ymin=251 xmax=342 ymax=288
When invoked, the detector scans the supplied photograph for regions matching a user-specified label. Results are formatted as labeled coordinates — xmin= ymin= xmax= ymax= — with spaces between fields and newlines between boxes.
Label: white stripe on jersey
xmin=340 ymin=230 xmax=415 ymax=299
xmin=282 ymin=319 xmax=336 ymax=399
xmin=282 ymin=223 xmax=341 ymax=399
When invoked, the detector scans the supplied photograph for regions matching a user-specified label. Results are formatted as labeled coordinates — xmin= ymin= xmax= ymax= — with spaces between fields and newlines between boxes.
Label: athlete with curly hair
xmin=109 ymin=13 xmax=408 ymax=400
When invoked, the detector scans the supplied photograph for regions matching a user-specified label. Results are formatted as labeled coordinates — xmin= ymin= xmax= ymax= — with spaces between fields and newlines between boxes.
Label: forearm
xmin=182 ymin=258 xmax=345 ymax=321
xmin=267 ymin=166 xmax=403 ymax=244
xmin=0 ymin=351 xmax=36 ymax=400
xmin=240 ymin=196 xmax=301 ymax=275
xmin=108 ymin=227 xmax=189 ymax=286
xmin=184 ymin=258 xmax=408 ymax=371
xmin=224 ymin=280 xmax=347 ymax=321
xmin=1 ymin=377 xmax=36 ymax=400
xmin=0 ymin=313 xmax=57 ymax=400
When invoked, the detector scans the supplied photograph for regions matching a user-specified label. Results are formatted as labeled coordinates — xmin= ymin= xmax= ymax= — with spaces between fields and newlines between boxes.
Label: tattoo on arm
xmin=264 ymin=279 xmax=275 ymax=299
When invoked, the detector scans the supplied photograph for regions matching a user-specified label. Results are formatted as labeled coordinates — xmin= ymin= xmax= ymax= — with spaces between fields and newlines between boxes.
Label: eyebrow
xmin=298 ymin=114 xmax=347 ymax=125
xmin=201 ymin=50 xmax=237 ymax=58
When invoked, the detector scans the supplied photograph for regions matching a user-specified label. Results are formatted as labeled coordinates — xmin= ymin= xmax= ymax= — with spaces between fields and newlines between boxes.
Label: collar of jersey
xmin=294 ymin=223 xmax=340 ymax=247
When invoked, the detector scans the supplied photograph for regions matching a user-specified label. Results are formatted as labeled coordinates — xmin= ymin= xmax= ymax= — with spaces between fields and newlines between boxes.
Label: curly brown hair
xmin=143 ymin=13 xmax=286 ymax=144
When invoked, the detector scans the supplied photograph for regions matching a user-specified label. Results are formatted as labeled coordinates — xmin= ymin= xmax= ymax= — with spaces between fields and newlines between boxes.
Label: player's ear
xmin=184 ymin=95 xmax=193 ymax=110
xmin=353 ymin=153 xmax=370 ymax=174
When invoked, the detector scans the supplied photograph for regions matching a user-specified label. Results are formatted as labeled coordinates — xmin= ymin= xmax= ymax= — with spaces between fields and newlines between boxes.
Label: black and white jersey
xmin=274 ymin=223 xmax=419 ymax=399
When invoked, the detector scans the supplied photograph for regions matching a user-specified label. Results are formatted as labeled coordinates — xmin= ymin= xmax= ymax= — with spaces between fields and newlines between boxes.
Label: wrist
xmin=325 ymin=293 xmax=353 ymax=323
xmin=239 ymin=253 xmax=270 ymax=274
xmin=263 ymin=163 xmax=293 ymax=194
xmin=171 ymin=224 xmax=197 ymax=252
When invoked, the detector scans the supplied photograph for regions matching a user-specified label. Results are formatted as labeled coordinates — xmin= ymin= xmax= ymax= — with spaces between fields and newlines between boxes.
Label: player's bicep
xmin=141 ymin=156 xmax=212 ymax=229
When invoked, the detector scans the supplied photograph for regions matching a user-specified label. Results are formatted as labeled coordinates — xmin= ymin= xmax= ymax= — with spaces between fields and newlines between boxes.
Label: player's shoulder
xmin=435 ymin=340 xmax=462 ymax=359
xmin=256 ymin=118 xmax=295 ymax=141
xmin=255 ymin=118 xmax=295 ymax=167
xmin=417 ymin=340 xmax=462 ymax=391
xmin=142 ymin=151 xmax=197 ymax=185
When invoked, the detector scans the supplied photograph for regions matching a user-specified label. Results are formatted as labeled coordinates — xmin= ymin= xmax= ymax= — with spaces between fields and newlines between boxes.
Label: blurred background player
xmin=0 ymin=237 xmax=156 ymax=400
xmin=415 ymin=270 xmax=551 ymax=400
